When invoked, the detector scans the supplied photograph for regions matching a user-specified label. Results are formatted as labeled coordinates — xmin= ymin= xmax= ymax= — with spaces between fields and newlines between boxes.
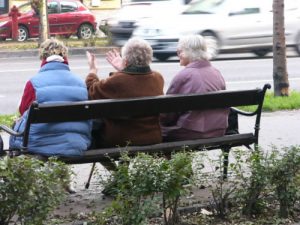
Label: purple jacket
xmin=161 ymin=60 xmax=228 ymax=138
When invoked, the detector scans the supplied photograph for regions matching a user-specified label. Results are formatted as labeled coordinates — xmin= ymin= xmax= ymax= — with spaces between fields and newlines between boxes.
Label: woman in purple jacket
xmin=160 ymin=34 xmax=229 ymax=141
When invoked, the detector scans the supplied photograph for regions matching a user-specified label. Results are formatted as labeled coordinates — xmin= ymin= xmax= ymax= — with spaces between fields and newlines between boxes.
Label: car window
xmin=60 ymin=1 xmax=78 ymax=13
xmin=229 ymin=7 xmax=260 ymax=16
xmin=48 ymin=2 xmax=59 ymax=14
xmin=18 ymin=3 xmax=32 ymax=14
xmin=183 ymin=0 xmax=225 ymax=14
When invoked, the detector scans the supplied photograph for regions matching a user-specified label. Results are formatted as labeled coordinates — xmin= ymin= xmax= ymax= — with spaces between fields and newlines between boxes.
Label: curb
xmin=0 ymin=46 xmax=118 ymax=58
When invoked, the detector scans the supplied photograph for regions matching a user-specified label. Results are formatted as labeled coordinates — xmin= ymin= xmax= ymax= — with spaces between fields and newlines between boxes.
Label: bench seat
xmin=59 ymin=133 xmax=255 ymax=164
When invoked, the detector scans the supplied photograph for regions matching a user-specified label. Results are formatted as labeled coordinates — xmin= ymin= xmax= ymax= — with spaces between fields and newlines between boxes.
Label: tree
xmin=31 ymin=0 xmax=49 ymax=44
xmin=273 ymin=0 xmax=289 ymax=96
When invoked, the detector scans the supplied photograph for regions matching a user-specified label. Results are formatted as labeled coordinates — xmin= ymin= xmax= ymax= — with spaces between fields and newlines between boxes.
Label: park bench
xmin=0 ymin=84 xmax=271 ymax=186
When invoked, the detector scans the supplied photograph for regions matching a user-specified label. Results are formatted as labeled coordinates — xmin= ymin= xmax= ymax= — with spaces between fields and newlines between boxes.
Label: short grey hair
xmin=121 ymin=37 xmax=153 ymax=66
xmin=39 ymin=38 xmax=68 ymax=60
xmin=177 ymin=34 xmax=209 ymax=61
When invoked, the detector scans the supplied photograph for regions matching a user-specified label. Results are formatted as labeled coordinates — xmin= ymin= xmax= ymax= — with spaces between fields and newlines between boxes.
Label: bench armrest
xmin=0 ymin=125 xmax=23 ymax=137
xmin=231 ymin=107 xmax=257 ymax=116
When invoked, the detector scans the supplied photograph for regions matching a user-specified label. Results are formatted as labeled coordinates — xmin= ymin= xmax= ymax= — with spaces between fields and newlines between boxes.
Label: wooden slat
xmin=29 ymin=88 xmax=265 ymax=123
xmin=59 ymin=133 xmax=256 ymax=164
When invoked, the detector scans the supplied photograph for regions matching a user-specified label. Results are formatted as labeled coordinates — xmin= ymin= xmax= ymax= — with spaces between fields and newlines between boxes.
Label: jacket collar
xmin=122 ymin=65 xmax=151 ymax=75
xmin=39 ymin=61 xmax=70 ymax=72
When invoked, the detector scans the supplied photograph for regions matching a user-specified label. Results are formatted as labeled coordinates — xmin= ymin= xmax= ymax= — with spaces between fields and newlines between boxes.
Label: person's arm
xmin=19 ymin=81 xmax=36 ymax=116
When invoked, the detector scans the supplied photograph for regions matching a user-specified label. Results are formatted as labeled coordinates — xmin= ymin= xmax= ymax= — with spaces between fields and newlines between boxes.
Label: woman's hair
xmin=177 ymin=34 xmax=209 ymax=61
xmin=121 ymin=37 xmax=153 ymax=66
xmin=39 ymin=38 xmax=68 ymax=60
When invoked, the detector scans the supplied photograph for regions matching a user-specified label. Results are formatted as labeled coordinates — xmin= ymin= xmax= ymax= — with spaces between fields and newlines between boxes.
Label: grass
xmin=0 ymin=91 xmax=299 ymax=128
xmin=0 ymin=37 xmax=109 ymax=50
xmin=0 ymin=114 xmax=18 ymax=128
xmin=239 ymin=90 xmax=300 ymax=112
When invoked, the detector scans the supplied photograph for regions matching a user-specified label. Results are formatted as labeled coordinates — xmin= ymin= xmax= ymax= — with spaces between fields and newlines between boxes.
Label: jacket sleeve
xmin=19 ymin=81 xmax=36 ymax=116
xmin=85 ymin=72 xmax=114 ymax=99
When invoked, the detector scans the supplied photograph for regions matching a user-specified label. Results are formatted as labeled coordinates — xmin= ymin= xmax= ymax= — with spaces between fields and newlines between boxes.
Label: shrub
xmin=97 ymin=151 xmax=193 ymax=225
xmin=0 ymin=156 xmax=69 ymax=225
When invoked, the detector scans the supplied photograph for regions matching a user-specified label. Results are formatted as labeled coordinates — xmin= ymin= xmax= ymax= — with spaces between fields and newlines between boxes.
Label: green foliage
xmin=194 ymin=146 xmax=300 ymax=222
xmin=239 ymin=90 xmax=300 ymax=112
xmin=96 ymin=152 xmax=193 ymax=225
xmin=0 ymin=38 xmax=109 ymax=51
xmin=268 ymin=146 xmax=300 ymax=218
xmin=0 ymin=156 xmax=69 ymax=225
xmin=194 ymin=149 xmax=247 ymax=219
xmin=236 ymin=149 xmax=273 ymax=217
xmin=0 ymin=114 xmax=18 ymax=127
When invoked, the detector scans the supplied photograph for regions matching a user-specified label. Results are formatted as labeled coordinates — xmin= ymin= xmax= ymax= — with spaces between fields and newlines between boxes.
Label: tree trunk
xmin=39 ymin=0 xmax=49 ymax=44
xmin=273 ymin=0 xmax=289 ymax=96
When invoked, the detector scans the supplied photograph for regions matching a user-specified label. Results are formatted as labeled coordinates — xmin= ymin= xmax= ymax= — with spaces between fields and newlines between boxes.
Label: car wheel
xmin=18 ymin=25 xmax=28 ymax=42
xmin=154 ymin=53 xmax=171 ymax=61
xmin=252 ymin=49 xmax=270 ymax=57
xmin=201 ymin=31 xmax=220 ymax=59
xmin=77 ymin=24 xmax=93 ymax=39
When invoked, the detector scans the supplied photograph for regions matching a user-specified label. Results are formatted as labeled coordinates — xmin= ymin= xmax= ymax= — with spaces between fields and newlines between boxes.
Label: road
xmin=0 ymin=52 xmax=300 ymax=115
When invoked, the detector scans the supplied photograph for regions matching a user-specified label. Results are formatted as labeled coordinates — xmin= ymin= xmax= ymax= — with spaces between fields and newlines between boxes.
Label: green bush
xmin=97 ymin=152 xmax=193 ymax=225
xmin=194 ymin=146 xmax=300 ymax=223
xmin=0 ymin=156 xmax=69 ymax=225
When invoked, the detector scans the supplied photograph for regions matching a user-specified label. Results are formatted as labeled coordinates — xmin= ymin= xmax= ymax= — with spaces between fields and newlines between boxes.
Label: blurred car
xmin=132 ymin=0 xmax=300 ymax=61
xmin=102 ymin=0 xmax=189 ymax=46
xmin=0 ymin=0 xmax=97 ymax=41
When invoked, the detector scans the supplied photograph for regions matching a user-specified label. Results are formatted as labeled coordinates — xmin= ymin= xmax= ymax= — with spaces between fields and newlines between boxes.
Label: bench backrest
xmin=23 ymin=84 xmax=271 ymax=147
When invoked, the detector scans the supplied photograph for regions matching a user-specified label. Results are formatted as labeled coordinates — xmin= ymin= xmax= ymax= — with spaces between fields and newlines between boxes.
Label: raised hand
xmin=86 ymin=51 xmax=98 ymax=74
xmin=106 ymin=49 xmax=125 ymax=71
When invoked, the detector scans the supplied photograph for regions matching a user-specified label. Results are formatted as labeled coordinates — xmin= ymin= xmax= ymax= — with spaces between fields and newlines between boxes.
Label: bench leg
xmin=85 ymin=163 xmax=96 ymax=189
xmin=222 ymin=147 xmax=230 ymax=180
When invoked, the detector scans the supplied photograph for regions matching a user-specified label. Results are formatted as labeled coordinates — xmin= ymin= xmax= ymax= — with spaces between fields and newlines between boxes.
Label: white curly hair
xmin=121 ymin=37 xmax=153 ymax=66
xmin=39 ymin=38 xmax=68 ymax=60
xmin=177 ymin=34 xmax=209 ymax=61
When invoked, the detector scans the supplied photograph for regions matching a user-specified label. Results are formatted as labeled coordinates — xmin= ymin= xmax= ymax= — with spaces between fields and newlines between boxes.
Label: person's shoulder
xmin=151 ymin=70 xmax=164 ymax=77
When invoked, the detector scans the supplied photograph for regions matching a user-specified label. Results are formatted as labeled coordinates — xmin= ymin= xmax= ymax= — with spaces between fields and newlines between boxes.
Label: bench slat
xmin=29 ymin=88 xmax=266 ymax=123
xmin=59 ymin=133 xmax=255 ymax=164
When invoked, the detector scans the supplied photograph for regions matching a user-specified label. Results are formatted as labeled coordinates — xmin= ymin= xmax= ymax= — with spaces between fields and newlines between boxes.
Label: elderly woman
xmin=9 ymin=38 xmax=92 ymax=156
xmin=86 ymin=37 xmax=164 ymax=147
xmin=160 ymin=34 xmax=229 ymax=141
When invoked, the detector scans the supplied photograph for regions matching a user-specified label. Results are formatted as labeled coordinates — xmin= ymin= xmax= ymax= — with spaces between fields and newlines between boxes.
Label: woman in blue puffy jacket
xmin=9 ymin=38 xmax=92 ymax=157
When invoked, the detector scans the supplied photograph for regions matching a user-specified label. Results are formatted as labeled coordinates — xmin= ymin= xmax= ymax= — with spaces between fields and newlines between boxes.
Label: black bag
xmin=225 ymin=108 xmax=239 ymax=135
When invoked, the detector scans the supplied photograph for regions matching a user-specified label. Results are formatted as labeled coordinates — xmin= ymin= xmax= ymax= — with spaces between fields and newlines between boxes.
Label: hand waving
xmin=86 ymin=51 xmax=98 ymax=74
xmin=106 ymin=49 xmax=125 ymax=71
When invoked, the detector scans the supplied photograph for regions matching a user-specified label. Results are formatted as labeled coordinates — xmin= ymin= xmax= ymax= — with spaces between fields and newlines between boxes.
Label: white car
xmin=132 ymin=0 xmax=300 ymax=61
xmin=102 ymin=0 xmax=189 ymax=46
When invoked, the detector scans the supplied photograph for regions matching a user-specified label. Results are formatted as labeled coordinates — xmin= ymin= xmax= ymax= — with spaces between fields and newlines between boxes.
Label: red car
xmin=0 ymin=0 xmax=97 ymax=41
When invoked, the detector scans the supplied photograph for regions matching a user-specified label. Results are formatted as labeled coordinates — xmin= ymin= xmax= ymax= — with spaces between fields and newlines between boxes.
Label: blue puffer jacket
xmin=9 ymin=62 xmax=92 ymax=156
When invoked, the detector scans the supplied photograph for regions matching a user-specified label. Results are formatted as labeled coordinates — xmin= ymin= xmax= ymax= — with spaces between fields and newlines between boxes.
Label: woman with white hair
xmin=160 ymin=34 xmax=229 ymax=141
xmin=9 ymin=38 xmax=92 ymax=157
xmin=86 ymin=37 xmax=164 ymax=147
